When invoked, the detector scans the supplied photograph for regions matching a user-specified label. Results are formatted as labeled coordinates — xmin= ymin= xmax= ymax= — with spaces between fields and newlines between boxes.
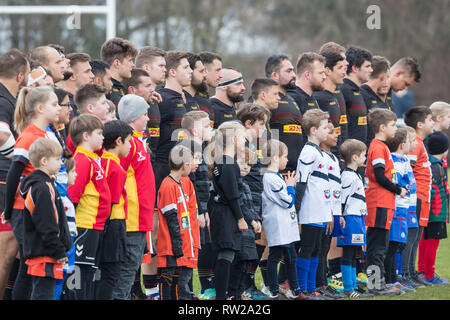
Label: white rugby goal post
xmin=0 ymin=0 xmax=116 ymax=40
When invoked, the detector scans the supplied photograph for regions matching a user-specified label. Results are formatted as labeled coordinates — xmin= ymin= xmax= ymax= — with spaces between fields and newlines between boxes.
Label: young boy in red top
xmin=20 ymin=139 xmax=72 ymax=300
xmin=403 ymin=106 xmax=434 ymax=285
xmin=112 ymin=94 xmax=156 ymax=300
xmin=365 ymin=108 xmax=407 ymax=296
xmin=97 ymin=120 xmax=133 ymax=299
xmin=67 ymin=114 xmax=111 ymax=300
xmin=157 ymin=144 xmax=196 ymax=300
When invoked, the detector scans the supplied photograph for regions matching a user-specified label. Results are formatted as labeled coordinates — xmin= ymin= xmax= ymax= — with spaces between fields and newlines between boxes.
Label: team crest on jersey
xmin=95 ymin=169 xmax=104 ymax=180
xmin=290 ymin=210 xmax=296 ymax=221
xmin=333 ymin=190 xmax=341 ymax=199
xmin=324 ymin=189 xmax=331 ymax=199
xmin=136 ymin=151 xmax=146 ymax=162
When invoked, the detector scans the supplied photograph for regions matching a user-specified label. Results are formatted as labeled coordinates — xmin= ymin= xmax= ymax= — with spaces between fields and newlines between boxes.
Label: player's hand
xmin=56 ymin=257 xmax=68 ymax=264
xmin=340 ymin=216 xmax=346 ymax=228
xmin=198 ymin=214 xmax=206 ymax=229
xmin=251 ymin=220 xmax=261 ymax=234
xmin=400 ymin=187 xmax=408 ymax=198
xmin=325 ymin=221 xmax=334 ymax=235
xmin=284 ymin=171 xmax=299 ymax=187
xmin=205 ymin=212 xmax=210 ymax=228
xmin=1 ymin=212 xmax=10 ymax=225
xmin=238 ymin=218 xmax=248 ymax=232
xmin=149 ymin=91 xmax=162 ymax=104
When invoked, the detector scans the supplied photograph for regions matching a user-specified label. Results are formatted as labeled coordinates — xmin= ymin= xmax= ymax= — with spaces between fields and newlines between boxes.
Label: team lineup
xmin=0 ymin=37 xmax=448 ymax=301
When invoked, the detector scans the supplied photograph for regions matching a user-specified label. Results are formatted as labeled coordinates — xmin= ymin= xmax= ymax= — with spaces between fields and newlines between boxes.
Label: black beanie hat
xmin=427 ymin=131 xmax=449 ymax=155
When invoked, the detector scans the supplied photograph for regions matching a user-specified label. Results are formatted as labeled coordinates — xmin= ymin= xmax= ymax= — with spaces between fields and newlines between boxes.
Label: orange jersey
xmin=365 ymin=139 xmax=396 ymax=229
xmin=12 ymin=123 xmax=50 ymax=210
xmin=157 ymin=175 xmax=195 ymax=268
xmin=179 ymin=176 xmax=199 ymax=268
xmin=408 ymin=136 xmax=431 ymax=226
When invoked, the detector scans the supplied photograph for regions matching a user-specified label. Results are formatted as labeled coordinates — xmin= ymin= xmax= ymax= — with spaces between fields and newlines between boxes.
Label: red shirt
xmin=120 ymin=131 xmax=156 ymax=232
xmin=67 ymin=146 xmax=111 ymax=230
xmin=101 ymin=151 xmax=128 ymax=220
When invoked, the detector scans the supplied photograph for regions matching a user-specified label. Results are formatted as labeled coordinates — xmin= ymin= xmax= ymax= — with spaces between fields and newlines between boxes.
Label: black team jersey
xmin=155 ymin=88 xmax=187 ymax=164
xmin=287 ymin=85 xmax=319 ymax=114
xmin=183 ymin=90 xmax=200 ymax=112
xmin=334 ymin=84 xmax=349 ymax=142
xmin=146 ymin=102 xmax=161 ymax=159
xmin=360 ymin=84 xmax=392 ymax=145
xmin=270 ymin=92 xmax=303 ymax=173
xmin=341 ymin=78 xmax=368 ymax=146
xmin=194 ymin=91 xmax=215 ymax=128
xmin=108 ymin=78 xmax=126 ymax=108
xmin=313 ymin=90 xmax=343 ymax=158
xmin=210 ymin=97 xmax=238 ymax=129
xmin=386 ymin=89 xmax=394 ymax=111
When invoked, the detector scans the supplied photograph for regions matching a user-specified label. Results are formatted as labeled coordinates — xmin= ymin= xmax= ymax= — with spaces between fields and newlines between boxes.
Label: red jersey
xmin=13 ymin=123 xmax=50 ymax=210
xmin=101 ymin=151 xmax=128 ymax=220
xmin=365 ymin=139 xmax=396 ymax=228
xmin=179 ymin=176 xmax=199 ymax=268
xmin=408 ymin=136 xmax=431 ymax=226
xmin=157 ymin=175 xmax=195 ymax=268
xmin=120 ymin=131 xmax=156 ymax=232
xmin=67 ymin=146 xmax=111 ymax=230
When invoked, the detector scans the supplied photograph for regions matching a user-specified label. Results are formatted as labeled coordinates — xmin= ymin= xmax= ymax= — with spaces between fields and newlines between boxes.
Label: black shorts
xmin=74 ymin=228 xmax=103 ymax=267
xmin=99 ymin=219 xmax=127 ymax=263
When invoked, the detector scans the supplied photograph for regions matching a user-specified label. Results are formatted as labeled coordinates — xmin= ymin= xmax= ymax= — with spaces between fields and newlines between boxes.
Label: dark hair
xmin=403 ymin=105 xmax=432 ymax=129
xmin=122 ymin=68 xmax=150 ymax=93
xmin=251 ymin=78 xmax=279 ymax=100
xmin=100 ymin=37 xmax=137 ymax=65
xmin=237 ymin=103 xmax=270 ymax=126
xmin=198 ymin=51 xmax=222 ymax=65
xmin=386 ymin=126 xmax=408 ymax=152
xmin=320 ymin=51 xmax=344 ymax=70
xmin=367 ymin=108 xmax=397 ymax=134
xmin=345 ymin=46 xmax=373 ymax=75
xmin=265 ymin=54 xmax=290 ymax=78
xmin=69 ymin=114 xmax=104 ymax=147
xmin=0 ymin=49 xmax=29 ymax=79
xmin=89 ymin=60 xmax=110 ymax=79
xmin=75 ymin=83 xmax=107 ymax=112
xmin=187 ymin=53 xmax=202 ymax=71
xmin=54 ymin=87 xmax=69 ymax=105
xmin=102 ymin=120 xmax=133 ymax=150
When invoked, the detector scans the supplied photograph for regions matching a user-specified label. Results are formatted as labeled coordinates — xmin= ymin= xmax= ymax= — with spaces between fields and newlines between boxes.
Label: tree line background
xmin=0 ymin=0 xmax=449 ymax=106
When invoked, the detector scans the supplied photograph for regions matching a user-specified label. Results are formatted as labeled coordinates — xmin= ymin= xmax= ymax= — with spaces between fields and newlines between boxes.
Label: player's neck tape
xmin=217 ymin=76 xmax=243 ymax=88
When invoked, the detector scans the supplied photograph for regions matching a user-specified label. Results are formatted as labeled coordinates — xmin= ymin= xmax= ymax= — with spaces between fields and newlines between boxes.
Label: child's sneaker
xmin=357 ymin=272 xmax=368 ymax=284
xmin=278 ymin=280 xmax=290 ymax=296
xmin=316 ymin=285 xmax=346 ymax=299
xmin=425 ymin=275 xmax=450 ymax=285
xmin=260 ymin=284 xmax=271 ymax=296
xmin=414 ymin=271 xmax=433 ymax=286
xmin=344 ymin=289 xmax=374 ymax=299
xmin=327 ymin=273 xmax=344 ymax=293
xmin=198 ymin=288 xmax=216 ymax=300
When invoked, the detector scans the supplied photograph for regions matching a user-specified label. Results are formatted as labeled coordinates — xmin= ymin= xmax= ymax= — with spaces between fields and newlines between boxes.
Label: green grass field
xmin=191 ymin=224 xmax=450 ymax=300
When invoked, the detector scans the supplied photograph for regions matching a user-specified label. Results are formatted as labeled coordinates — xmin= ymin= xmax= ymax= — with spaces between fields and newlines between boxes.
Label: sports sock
xmin=307 ymin=256 xmax=319 ymax=293
xmin=340 ymin=264 xmax=353 ymax=292
xmin=296 ymin=257 xmax=310 ymax=292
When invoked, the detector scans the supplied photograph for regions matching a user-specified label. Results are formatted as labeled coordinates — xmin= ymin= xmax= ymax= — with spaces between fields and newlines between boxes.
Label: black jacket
xmin=20 ymin=170 xmax=72 ymax=260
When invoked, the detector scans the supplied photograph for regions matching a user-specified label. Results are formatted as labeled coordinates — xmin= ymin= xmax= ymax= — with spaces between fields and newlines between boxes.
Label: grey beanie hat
xmin=117 ymin=94 xmax=148 ymax=124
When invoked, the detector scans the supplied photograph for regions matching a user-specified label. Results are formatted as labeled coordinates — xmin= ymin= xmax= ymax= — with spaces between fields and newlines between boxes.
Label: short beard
xmin=227 ymin=92 xmax=244 ymax=104
xmin=311 ymin=81 xmax=324 ymax=92
xmin=63 ymin=71 xmax=73 ymax=81
xmin=281 ymin=81 xmax=296 ymax=91
xmin=193 ymin=81 xmax=208 ymax=93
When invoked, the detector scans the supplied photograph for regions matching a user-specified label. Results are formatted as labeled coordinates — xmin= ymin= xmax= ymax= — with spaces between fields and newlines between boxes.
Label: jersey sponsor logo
xmin=290 ymin=209 xmax=297 ymax=221
xmin=177 ymin=104 xmax=184 ymax=108
xmin=148 ymin=128 xmax=160 ymax=137
xmin=324 ymin=189 xmax=331 ymax=199
xmin=181 ymin=211 xmax=191 ymax=230
xmin=353 ymin=92 xmax=360 ymax=96
xmin=224 ymin=114 xmax=233 ymax=118
xmin=333 ymin=190 xmax=341 ymax=199
xmin=371 ymin=100 xmax=377 ymax=104
xmin=178 ymin=130 xmax=188 ymax=140
xmin=278 ymin=100 xmax=288 ymax=104
xmin=340 ymin=114 xmax=348 ymax=124
xmin=210 ymin=120 xmax=214 ymax=128
xmin=256 ymin=149 xmax=263 ymax=159
xmin=329 ymin=101 xmax=336 ymax=105
xmin=334 ymin=126 xmax=341 ymax=136
xmin=391 ymin=169 xmax=397 ymax=184
xmin=358 ymin=116 xmax=367 ymax=125
xmin=283 ymin=124 xmax=302 ymax=134
xmin=308 ymin=102 xmax=316 ymax=106
xmin=352 ymin=234 xmax=364 ymax=244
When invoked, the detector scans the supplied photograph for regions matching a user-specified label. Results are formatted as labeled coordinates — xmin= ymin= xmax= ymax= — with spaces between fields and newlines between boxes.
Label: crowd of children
xmin=0 ymin=38 xmax=449 ymax=300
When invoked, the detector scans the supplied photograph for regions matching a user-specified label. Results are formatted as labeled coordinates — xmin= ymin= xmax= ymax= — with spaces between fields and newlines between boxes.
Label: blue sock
xmin=352 ymin=267 xmax=357 ymax=290
xmin=340 ymin=264 xmax=353 ymax=292
xmin=296 ymin=257 xmax=310 ymax=291
xmin=307 ymin=256 xmax=319 ymax=293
